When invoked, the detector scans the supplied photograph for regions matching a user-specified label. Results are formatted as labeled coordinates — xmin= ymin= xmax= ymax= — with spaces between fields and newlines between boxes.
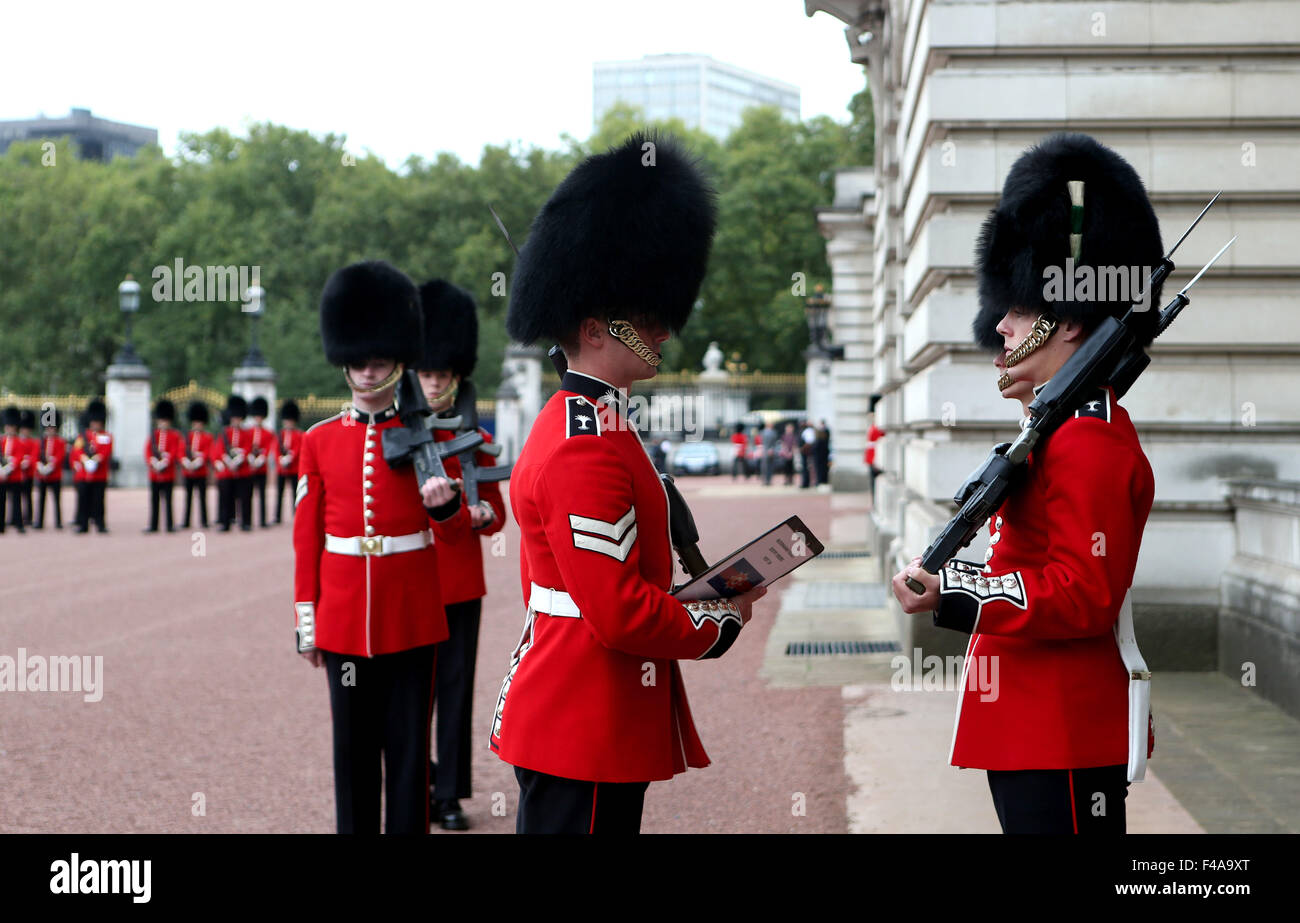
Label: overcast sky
xmin=4 ymin=0 xmax=866 ymax=167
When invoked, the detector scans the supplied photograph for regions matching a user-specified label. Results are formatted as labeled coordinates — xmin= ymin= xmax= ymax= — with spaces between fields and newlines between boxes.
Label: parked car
xmin=671 ymin=442 xmax=721 ymax=476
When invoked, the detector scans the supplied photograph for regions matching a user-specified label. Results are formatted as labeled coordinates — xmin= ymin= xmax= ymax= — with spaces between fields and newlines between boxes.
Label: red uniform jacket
xmin=144 ymin=428 xmax=184 ymax=482
xmin=293 ymin=405 xmax=472 ymax=657
xmin=247 ymin=426 xmax=275 ymax=479
xmin=1 ymin=434 xmax=29 ymax=484
xmin=209 ymin=426 xmax=248 ymax=480
xmin=71 ymin=430 xmax=113 ymax=483
xmin=19 ymin=436 xmax=37 ymax=482
xmin=35 ymin=435 xmax=67 ymax=483
xmin=730 ymin=431 xmax=748 ymax=458
xmin=276 ymin=428 xmax=303 ymax=478
xmin=935 ymin=388 xmax=1153 ymax=771
xmin=490 ymin=371 xmax=745 ymax=783
xmin=434 ymin=427 xmax=508 ymax=605
xmin=180 ymin=429 xmax=213 ymax=478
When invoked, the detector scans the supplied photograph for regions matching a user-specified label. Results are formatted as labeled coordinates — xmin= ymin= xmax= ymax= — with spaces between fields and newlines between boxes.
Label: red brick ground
xmin=0 ymin=477 xmax=844 ymax=833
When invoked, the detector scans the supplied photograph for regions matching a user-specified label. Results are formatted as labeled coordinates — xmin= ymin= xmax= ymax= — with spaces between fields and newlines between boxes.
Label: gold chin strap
xmin=608 ymin=320 xmax=663 ymax=368
xmin=429 ymin=376 xmax=459 ymax=409
xmin=996 ymin=314 xmax=1057 ymax=391
xmin=344 ymin=362 xmax=404 ymax=394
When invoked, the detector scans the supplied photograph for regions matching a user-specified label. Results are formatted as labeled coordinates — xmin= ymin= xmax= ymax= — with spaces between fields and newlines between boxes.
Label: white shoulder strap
xmin=1114 ymin=590 xmax=1151 ymax=782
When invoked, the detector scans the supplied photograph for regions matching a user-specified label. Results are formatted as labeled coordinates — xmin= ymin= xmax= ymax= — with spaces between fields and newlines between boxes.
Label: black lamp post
xmin=242 ymin=284 xmax=267 ymax=367
xmin=114 ymin=275 xmax=142 ymax=364
xmin=804 ymin=284 xmax=843 ymax=359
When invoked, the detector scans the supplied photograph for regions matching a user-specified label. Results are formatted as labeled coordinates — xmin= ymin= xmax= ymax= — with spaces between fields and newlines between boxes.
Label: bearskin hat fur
xmin=187 ymin=401 xmax=210 ymax=425
xmin=506 ymin=132 xmax=718 ymax=345
xmin=973 ymin=133 xmax=1164 ymax=351
xmin=225 ymin=395 xmax=247 ymax=419
xmin=153 ymin=399 xmax=176 ymax=421
xmin=280 ymin=400 xmax=300 ymax=422
xmin=320 ymin=260 xmax=422 ymax=367
xmin=248 ymin=396 xmax=269 ymax=418
xmin=416 ymin=280 xmax=479 ymax=378
xmin=2 ymin=406 xmax=20 ymax=429
xmin=86 ymin=399 xmax=107 ymax=424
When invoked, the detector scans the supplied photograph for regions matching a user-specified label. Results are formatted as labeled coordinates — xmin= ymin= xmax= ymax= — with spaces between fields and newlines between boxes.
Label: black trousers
xmin=21 ymin=479 xmax=33 ymax=524
xmin=275 ymin=473 xmax=295 ymax=523
xmin=181 ymin=476 xmax=208 ymax=528
xmin=515 ymin=767 xmax=650 ymax=834
xmin=236 ymin=476 xmax=253 ymax=529
xmin=430 ymin=598 xmax=482 ymax=801
xmin=251 ymin=472 xmax=268 ymax=526
xmin=987 ymin=764 xmax=1129 ymax=834
xmin=35 ymin=481 xmax=61 ymax=528
xmin=1 ymin=482 xmax=25 ymax=532
xmin=74 ymin=482 xmax=106 ymax=531
xmin=325 ymin=645 xmax=436 ymax=834
xmin=147 ymin=481 xmax=175 ymax=531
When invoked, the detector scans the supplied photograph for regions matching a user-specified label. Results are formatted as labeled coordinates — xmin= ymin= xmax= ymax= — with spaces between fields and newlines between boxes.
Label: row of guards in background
xmin=1 ymin=400 xmax=113 ymax=534
xmin=151 ymin=395 xmax=303 ymax=534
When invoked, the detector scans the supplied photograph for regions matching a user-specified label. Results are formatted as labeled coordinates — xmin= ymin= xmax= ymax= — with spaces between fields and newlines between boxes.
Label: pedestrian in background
xmin=730 ymin=423 xmax=749 ymax=480
xmin=780 ymin=422 xmax=797 ymax=485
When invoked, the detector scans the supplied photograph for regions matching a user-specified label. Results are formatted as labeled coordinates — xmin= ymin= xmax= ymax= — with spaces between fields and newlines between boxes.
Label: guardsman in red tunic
xmin=33 ymin=408 xmax=67 ymax=530
xmin=71 ymin=399 xmax=112 ymax=534
xmin=273 ymin=400 xmax=303 ymax=525
xmin=247 ymin=396 xmax=275 ymax=528
xmin=211 ymin=395 xmax=251 ymax=532
xmin=0 ymin=406 xmax=28 ymax=533
xmin=488 ymin=133 xmax=766 ymax=834
xmin=892 ymin=134 xmax=1162 ymax=834
xmin=414 ymin=279 xmax=509 ymax=831
xmin=144 ymin=399 xmax=184 ymax=533
xmin=179 ymin=401 xmax=213 ymax=529
xmin=294 ymin=260 xmax=468 ymax=834
xmin=18 ymin=409 xmax=37 ymax=525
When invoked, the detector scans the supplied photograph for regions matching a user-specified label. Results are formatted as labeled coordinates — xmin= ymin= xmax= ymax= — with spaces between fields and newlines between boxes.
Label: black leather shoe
xmin=434 ymin=800 xmax=469 ymax=831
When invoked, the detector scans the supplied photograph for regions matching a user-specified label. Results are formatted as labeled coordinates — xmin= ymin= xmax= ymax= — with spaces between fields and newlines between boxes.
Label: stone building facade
xmin=805 ymin=0 xmax=1300 ymax=712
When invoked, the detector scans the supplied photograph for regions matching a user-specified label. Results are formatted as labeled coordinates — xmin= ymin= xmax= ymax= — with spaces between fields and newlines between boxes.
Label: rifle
xmin=381 ymin=369 xmax=481 ymax=498
xmin=548 ymin=345 xmax=709 ymax=579
xmin=445 ymin=379 xmax=512 ymax=510
xmin=904 ymin=198 xmax=1235 ymax=595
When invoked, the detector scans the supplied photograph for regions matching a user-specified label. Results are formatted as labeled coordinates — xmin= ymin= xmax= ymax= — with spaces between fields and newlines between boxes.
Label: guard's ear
xmin=577 ymin=317 xmax=605 ymax=351
xmin=1058 ymin=317 xmax=1087 ymax=343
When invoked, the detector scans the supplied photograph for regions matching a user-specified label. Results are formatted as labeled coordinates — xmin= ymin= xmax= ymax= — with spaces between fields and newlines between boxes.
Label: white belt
xmin=325 ymin=530 xmax=431 ymax=556
xmin=528 ymin=582 xmax=581 ymax=618
xmin=1113 ymin=590 xmax=1151 ymax=783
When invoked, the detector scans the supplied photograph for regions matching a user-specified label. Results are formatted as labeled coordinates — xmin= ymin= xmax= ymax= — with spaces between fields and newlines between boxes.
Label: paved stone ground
xmin=2 ymin=479 xmax=1294 ymax=834
xmin=0 ymin=478 xmax=843 ymax=834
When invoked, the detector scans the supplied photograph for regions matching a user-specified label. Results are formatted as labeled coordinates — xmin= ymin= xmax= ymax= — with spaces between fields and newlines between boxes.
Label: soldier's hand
xmin=892 ymin=555 xmax=939 ymax=613
xmin=419 ymin=476 xmax=462 ymax=508
xmin=300 ymin=649 xmax=324 ymax=668
xmin=731 ymin=584 xmax=768 ymax=626
xmin=469 ymin=502 xmax=495 ymax=528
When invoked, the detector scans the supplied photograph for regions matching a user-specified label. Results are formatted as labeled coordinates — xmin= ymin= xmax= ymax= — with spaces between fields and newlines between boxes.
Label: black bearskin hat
xmin=506 ymin=132 xmax=718 ymax=345
xmin=280 ymin=400 xmax=300 ymax=422
xmin=319 ymin=260 xmax=423 ymax=367
xmin=187 ymin=401 xmax=210 ymax=425
xmin=973 ymin=133 xmax=1164 ymax=351
xmin=2 ymin=406 xmax=20 ymax=428
xmin=225 ymin=395 xmax=248 ymax=419
xmin=19 ymin=409 xmax=36 ymax=430
xmin=417 ymin=279 xmax=478 ymax=378
xmin=153 ymin=399 xmax=175 ymax=421
xmin=86 ymin=399 xmax=107 ymax=425
xmin=249 ymin=396 xmax=269 ymax=418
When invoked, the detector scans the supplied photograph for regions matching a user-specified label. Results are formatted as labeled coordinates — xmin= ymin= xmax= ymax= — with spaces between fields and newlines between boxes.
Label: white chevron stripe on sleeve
xmin=573 ymin=524 xmax=638 ymax=562
xmin=569 ymin=506 xmax=636 ymax=541
xmin=295 ymin=475 xmax=308 ymax=508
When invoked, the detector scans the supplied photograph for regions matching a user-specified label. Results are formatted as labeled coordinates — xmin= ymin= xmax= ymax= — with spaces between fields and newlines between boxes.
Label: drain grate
xmin=784 ymin=640 xmax=901 ymax=656
xmin=819 ymin=550 xmax=872 ymax=560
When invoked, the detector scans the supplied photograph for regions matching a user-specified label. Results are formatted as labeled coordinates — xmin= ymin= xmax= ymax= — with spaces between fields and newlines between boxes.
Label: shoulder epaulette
xmin=1074 ymin=388 xmax=1111 ymax=422
xmin=565 ymin=396 xmax=602 ymax=439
